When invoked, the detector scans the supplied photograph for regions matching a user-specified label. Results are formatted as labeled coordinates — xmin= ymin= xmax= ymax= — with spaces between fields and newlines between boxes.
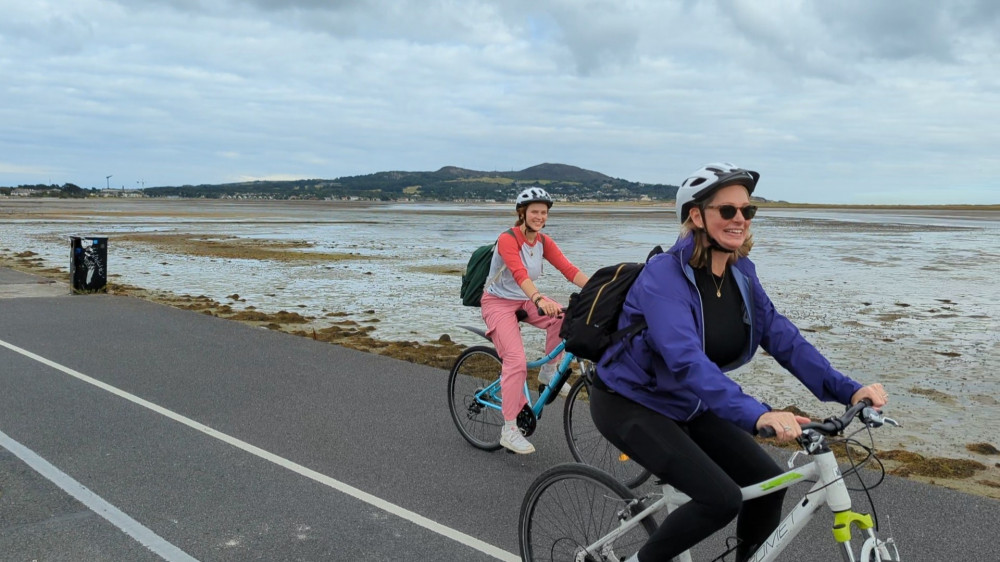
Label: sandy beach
xmin=1 ymin=197 xmax=998 ymax=500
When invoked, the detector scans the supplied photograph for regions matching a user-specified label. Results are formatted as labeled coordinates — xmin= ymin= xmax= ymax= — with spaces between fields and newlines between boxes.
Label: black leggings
xmin=590 ymin=384 xmax=785 ymax=562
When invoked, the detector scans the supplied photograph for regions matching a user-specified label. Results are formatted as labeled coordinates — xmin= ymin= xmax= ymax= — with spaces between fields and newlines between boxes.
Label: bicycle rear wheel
xmin=447 ymin=345 xmax=504 ymax=450
xmin=564 ymin=377 xmax=651 ymax=488
xmin=519 ymin=463 xmax=656 ymax=562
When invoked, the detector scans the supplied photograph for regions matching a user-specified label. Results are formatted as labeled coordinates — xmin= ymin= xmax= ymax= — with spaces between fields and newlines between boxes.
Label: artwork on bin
xmin=71 ymin=237 xmax=107 ymax=291
xmin=83 ymin=241 xmax=105 ymax=285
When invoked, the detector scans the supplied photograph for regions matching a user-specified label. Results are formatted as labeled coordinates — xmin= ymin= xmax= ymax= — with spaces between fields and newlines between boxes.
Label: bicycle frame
xmin=585 ymin=447 xmax=893 ymax=562
xmin=469 ymin=340 xmax=576 ymax=419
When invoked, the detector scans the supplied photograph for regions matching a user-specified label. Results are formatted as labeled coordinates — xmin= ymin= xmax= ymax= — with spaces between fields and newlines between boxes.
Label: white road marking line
xmin=0 ymin=429 xmax=198 ymax=562
xmin=0 ymin=338 xmax=520 ymax=562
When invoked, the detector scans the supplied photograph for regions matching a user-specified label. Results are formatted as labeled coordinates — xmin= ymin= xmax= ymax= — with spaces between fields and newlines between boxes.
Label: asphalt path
xmin=1 ymin=268 xmax=998 ymax=561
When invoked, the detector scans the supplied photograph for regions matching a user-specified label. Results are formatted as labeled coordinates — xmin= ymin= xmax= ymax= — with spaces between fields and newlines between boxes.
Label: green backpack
xmin=460 ymin=229 xmax=515 ymax=307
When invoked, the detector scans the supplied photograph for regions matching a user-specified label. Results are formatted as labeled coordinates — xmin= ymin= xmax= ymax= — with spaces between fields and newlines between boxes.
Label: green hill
xmin=141 ymin=163 xmax=678 ymax=202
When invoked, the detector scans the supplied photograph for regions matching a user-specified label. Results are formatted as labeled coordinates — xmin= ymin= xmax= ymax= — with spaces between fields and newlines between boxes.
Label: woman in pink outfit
xmin=480 ymin=187 xmax=590 ymax=454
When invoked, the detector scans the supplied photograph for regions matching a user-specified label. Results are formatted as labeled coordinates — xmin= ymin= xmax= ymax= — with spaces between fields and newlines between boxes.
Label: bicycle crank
xmin=517 ymin=405 xmax=538 ymax=437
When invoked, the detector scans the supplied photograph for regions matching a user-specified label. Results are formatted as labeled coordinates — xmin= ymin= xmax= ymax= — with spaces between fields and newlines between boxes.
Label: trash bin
xmin=70 ymin=236 xmax=108 ymax=293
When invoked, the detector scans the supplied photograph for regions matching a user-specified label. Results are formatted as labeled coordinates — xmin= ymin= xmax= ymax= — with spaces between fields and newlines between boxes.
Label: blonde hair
xmin=679 ymin=210 xmax=754 ymax=269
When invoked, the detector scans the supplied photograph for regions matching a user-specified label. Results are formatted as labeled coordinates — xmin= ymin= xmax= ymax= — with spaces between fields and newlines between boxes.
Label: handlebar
xmin=535 ymin=305 xmax=566 ymax=317
xmin=515 ymin=306 xmax=565 ymax=322
xmin=758 ymin=399 xmax=898 ymax=439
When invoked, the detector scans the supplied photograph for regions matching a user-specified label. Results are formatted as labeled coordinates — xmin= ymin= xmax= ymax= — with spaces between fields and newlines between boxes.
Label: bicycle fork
xmin=819 ymin=453 xmax=900 ymax=562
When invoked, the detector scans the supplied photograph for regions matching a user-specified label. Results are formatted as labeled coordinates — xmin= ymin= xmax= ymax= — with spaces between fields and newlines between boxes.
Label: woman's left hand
xmin=851 ymin=383 xmax=889 ymax=408
xmin=756 ymin=411 xmax=812 ymax=442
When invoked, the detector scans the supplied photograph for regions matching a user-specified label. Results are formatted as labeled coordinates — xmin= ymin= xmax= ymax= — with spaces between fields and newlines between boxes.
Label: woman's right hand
xmin=756 ymin=411 xmax=811 ymax=442
xmin=536 ymin=297 xmax=561 ymax=317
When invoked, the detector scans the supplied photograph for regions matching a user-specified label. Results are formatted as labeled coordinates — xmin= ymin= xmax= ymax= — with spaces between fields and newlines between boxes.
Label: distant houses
xmin=0 ymin=186 xmax=145 ymax=198
xmin=6 ymin=187 xmax=48 ymax=197
xmin=99 ymin=189 xmax=145 ymax=198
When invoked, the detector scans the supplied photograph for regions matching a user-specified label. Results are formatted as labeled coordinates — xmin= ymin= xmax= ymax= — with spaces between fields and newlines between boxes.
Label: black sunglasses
xmin=704 ymin=204 xmax=758 ymax=220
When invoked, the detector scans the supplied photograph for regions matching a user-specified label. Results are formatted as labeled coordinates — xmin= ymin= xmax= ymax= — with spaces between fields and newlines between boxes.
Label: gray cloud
xmin=1 ymin=0 xmax=998 ymax=203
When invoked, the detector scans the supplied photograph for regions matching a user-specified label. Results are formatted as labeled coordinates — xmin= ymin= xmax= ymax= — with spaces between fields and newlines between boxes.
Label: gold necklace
xmin=710 ymin=267 xmax=726 ymax=298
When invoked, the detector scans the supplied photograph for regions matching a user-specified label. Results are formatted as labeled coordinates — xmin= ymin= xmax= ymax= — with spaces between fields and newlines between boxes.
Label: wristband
xmin=533 ymin=294 xmax=544 ymax=305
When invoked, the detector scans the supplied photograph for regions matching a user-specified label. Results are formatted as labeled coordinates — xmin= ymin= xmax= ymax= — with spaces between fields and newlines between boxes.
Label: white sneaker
xmin=500 ymin=424 xmax=536 ymax=454
xmin=538 ymin=364 xmax=571 ymax=397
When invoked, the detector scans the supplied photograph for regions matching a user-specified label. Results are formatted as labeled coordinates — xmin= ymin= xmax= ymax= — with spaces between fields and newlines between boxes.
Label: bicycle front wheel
xmin=564 ymin=378 xmax=651 ymax=489
xmin=519 ymin=463 xmax=656 ymax=562
xmin=855 ymin=531 xmax=902 ymax=561
xmin=447 ymin=345 xmax=504 ymax=450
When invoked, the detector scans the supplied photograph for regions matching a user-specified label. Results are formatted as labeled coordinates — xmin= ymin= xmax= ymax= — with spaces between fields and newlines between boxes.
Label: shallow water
xmin=2 ymin=199 xmax=998 ymax=461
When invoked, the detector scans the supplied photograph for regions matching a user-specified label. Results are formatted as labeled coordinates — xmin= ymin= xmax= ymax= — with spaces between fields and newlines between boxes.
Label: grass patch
xmin=408 ymin=264 xmax=464 ymax=275
xmin=115 ymin=233 xmax=370 ymax=262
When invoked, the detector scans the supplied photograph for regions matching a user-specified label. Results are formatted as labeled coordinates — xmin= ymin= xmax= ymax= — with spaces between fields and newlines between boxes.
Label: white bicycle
xmin=518 ymin=400 xmax=902 ymax=561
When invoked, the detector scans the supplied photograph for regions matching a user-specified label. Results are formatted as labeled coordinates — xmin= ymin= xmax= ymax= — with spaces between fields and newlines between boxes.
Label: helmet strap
xmin=704 ymin=231 xmax=734 ymax=253
xmin=518 ymin=207 xmax=543 ymax=234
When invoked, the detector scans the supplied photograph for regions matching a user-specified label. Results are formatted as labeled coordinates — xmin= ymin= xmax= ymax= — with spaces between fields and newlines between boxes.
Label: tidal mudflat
xmin=2 ymin=198 xmax=998 ymax=498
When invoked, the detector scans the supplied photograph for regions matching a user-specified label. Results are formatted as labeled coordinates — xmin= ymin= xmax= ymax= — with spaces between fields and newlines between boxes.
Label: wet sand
xmin=1 ymin=198 xmax=998 ymax=500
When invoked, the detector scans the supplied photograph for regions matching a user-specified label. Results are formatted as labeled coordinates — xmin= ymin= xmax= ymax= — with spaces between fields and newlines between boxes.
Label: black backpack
xmin=460 ymin=229 xmax=515 ymax=307
xmin=559 ymin=246 xmax=663 ymax=361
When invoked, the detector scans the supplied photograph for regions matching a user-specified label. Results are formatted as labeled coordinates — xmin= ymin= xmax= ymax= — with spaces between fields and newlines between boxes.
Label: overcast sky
xmin=2 ymin=1 xmax=998 ymax=204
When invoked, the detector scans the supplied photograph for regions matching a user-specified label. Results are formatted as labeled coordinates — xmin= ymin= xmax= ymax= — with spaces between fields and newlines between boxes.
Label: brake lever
xmin=787 ymin=430 xmax=824 ymax=468
xmin=787 ymin=450 xmax=805 ymax=469
xmin=861 ymin=406 xmax=901 ymax=428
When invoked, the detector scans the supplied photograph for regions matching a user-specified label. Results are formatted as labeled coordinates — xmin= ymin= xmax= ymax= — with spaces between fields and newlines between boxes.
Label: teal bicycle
xmin=447 ymin=311 xmax=650 ymax=488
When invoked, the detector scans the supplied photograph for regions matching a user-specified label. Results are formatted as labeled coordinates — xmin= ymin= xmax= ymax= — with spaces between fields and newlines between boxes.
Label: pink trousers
xmin=481 ymin=293 xmax=564 ymax=421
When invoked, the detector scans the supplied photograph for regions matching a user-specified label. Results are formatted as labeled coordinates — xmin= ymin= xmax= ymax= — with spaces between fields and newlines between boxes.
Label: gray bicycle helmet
xmin=515 ymin=187 xmax=553 ymax=210
xmin=676 ymin=163 xmax=759 ymax=223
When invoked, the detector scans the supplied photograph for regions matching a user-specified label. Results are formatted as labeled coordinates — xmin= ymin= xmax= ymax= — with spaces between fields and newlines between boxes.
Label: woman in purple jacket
xmin=590 ymin=163 xmax=890 ymax=562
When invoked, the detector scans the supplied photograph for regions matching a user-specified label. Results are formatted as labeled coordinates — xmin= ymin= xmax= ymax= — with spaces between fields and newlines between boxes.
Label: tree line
xmin=0 ymin=183 xmax=95 ymax=198
xmin=142 ymin=164 xmax=680 ymax=202
xmin=2 ymin=164 xmax=682 ymax=202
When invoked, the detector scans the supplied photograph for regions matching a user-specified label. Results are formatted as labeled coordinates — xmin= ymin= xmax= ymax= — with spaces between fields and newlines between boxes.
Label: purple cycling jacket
xmin=595 ymin=234 xmax=862 ymax=433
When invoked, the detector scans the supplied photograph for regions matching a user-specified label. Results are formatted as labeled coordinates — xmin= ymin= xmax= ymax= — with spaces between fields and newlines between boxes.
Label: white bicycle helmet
xmin=515 ymin=187 xmax=553 ymax=210
xmin=676 ymin=163 xmax=759 ymax=223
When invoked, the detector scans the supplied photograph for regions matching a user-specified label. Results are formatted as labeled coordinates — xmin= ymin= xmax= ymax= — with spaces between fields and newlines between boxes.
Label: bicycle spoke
xmin=448 ymin=346 xmax=504 ymax=450
xmin=521 ymin=464 xmax=654 ymax=562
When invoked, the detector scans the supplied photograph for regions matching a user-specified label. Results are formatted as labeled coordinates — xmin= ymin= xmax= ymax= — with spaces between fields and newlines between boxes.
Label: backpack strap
xmin=483 ymin=229 xmax=517 ymax=291
xmin=608 ymin=320 xmax=647 ymax=345
xmin=598 ymin=320 xmax=646 ymax=366
xmin=606 ymin=245 xmax=662 ymax=350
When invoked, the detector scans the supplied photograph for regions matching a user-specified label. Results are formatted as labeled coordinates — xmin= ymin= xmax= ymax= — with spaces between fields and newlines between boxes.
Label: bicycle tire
xmin=519 ymin=463 xmax=656 ymax=562
xmin=564 ymin=377 xmax=651 ymax=489
xmin=447 ymin=346 xmax=504 ymax=450
xmin=857 ymin=533 xmax=902 ymax=562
